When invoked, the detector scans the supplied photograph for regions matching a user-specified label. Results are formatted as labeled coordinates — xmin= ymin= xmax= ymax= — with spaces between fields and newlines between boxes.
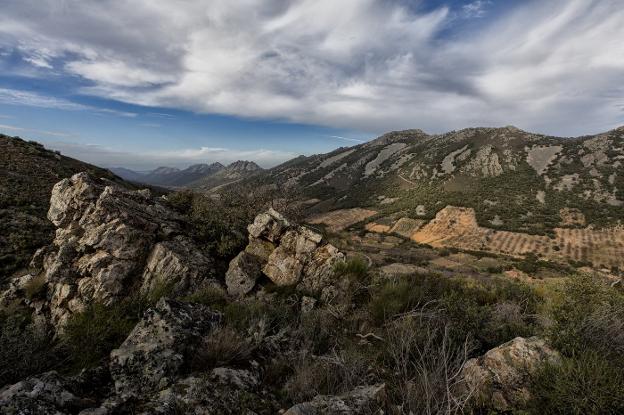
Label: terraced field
xmin=367 ymin=206 xmax=624 ymax=269
xmin=307 ymin=208 xmax=377 ymax=231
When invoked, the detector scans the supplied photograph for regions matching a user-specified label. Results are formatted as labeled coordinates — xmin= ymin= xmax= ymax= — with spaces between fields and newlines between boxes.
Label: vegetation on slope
xmin=0 ymin=134 xmax=129 ymax=280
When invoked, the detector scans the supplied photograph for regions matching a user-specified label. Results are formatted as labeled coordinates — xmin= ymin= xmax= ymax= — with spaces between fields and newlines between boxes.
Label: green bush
xmin=183 ymin=286 xmax=228 ymax=308
xmin=22 ymin=274 xmax=47 ymax=300
xmin=222 ymin=299 xmax=295 ymax=332
xmin=530 ymin=352 xmax=624 ymax=414
xmin=368 ymin=274 xmax=540 ymax=352
xmin=61 ymin=301 xmax=140 ymax=370
xmin=334 ymin=257 xmax=369 ymax=280
xmin=549 ymin=273 xmax=624 ymax=358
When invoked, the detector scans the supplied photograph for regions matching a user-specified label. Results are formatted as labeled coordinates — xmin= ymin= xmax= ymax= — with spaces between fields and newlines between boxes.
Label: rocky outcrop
xmin=2 ymin=172 xmax=219 ymax=329
xmin=284 ymin=384 xmax=386 ymax=415
xmin=109 ymin=298 xmax=220 ymax=398
xmin=0 ymin=371 xmax=91 ymax=414
xmin=0 ymin=368 xmax=110 ymax=415
xmin=225 ymin=251 xmax=263 ymax=296
xmin=461 ymin=336 xmax=561 ymax=411
xmin=139 ymin=368 xmax=278 ymax=414
xmin=226 ymin=208 xmax=345 ymax=298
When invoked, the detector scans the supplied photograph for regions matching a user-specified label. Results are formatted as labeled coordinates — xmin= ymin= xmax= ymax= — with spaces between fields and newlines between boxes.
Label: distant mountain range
xmin=111 ymin=160 xmax=262 ymax=189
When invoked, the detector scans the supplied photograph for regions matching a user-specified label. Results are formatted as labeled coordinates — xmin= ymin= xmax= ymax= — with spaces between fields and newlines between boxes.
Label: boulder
xmin=226 ymin=209 xmax=345 ymax=296
xmin=109 ymin=298 xmax=220 ymax=398
xmin=141 ymin=237 xmax=216 ymax=295
xmin=461 ymin=336 xmax=561 ymax=411
xmin=263 ymin=245 xmax=305 ymax=286
xmin=138 ymin=368 xmax=278 ymax=414
xmin=284 ymin=384 xmax=386 ymax=415
xmin=245 ymin=237 xmax=276 ymax=262
xmin=247 ymin=208 xmax=290 ymax=242
xmin=0 ymin=370 xmax=100 ymax=415
xmin=225 ymin=251 xmax=263 ymax=296
xmin=1 ymin=172 xmax=218 ymax=330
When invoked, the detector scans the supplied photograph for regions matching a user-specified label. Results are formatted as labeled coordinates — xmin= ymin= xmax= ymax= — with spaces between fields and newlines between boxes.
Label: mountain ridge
xmin=112 ymin=160 xmax=262 ymax=189
xmin=233 ymin=125 xmax=624 ymax=237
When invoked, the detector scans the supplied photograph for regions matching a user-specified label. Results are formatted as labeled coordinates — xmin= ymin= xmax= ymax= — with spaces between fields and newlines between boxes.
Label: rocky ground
xmin=1 ymin=172 xmax=624 ymax=414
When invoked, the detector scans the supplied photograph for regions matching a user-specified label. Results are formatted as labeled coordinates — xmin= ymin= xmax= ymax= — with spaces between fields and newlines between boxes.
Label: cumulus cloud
xmin=42 ymin=141 xmax=296 ymax=170
xmin=1 ymin=0 xmax=623 ymax=135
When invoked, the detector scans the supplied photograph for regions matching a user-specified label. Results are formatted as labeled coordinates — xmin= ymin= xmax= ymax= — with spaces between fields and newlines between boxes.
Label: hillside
xmin=113 ymin=163 xmax=226 ymax=187
xmin=225 ymin=126 xmax=624 ymax=269
xmin=112 ymin=161 xmax=262 ymax=190
xmin=0 ymin=134 xmax=132 ymax=280
xmin=2 ymin=173 xmax=623 ymax=414
xmin=187 ymin=160 xmax=263 ymax=191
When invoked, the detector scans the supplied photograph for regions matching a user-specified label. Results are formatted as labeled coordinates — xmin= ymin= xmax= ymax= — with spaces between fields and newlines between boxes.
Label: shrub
xmin=368 ymin=274 xmax=540 ymax=352
xmin=296 ymin=308 xmax=341 ymax=354
xmin=334 ymin=257 xmax=369 ymax=280
xmin=62 ymin=301 xmax=139 ymax=370
xmin=530 ymin=352 xmax=624 ymax=414
xmin=183 ymin=286 xmax=228 ymax=308
xmin=549 ymin=273 xmax=624 ymax=359
xmin=222 ymin=299 xmax=295 ymax=332
xmin=190 ymin=326 xmax=255 ymax=370
xmin=382 ymin=312 xmax=473 ymax=414
xmin=284 ymin=348 xmax=371 ymax=403
xmin=22 ymin=274 xmax=47 ymax=300
xmin=0 ymin=313 xmax=61 ymax=387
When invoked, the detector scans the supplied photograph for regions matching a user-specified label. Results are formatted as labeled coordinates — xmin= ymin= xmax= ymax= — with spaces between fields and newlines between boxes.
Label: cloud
xmin=0 ymin=88 xmax=137 ymax=117
xmin=327 ymin=135 xmax=365 ymax=143
xmin=0 ymin=0 xmax=623 ymax=135
xmin=0 ymin=122 xmax=77 ymax=138
xmin=43 ymin=140 xmax=297 ymax=170
xmin=462 ymin=1 xmax=491 ymax=18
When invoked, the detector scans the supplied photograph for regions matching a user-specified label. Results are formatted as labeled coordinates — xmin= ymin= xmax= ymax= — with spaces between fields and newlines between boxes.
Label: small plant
xmin=22 ymin=274 xmax=47 ymax=300
xmin=190 ymin=326 xmax=255 ymax=369
xmin=183 ymin=286 xmax=228 ymax=308
xmin=334 ymin=257 xmax=369 ymax=280
xmin=62 ymin=301 xmax=139 ymax=370
xmin=284 ymin=348 xmax=371 ymax=403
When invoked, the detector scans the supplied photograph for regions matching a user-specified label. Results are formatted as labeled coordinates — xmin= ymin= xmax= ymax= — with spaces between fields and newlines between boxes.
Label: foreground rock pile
xmin=226 ymin=208 xmax=345 ymax=300
xmin=461 ymin=336 xmax=561 ymax=411
xmin=0 ymin=172 xmax=219 ymax=329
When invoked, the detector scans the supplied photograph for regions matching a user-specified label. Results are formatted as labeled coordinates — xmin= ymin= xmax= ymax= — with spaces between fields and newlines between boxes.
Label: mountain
xmin=112 ymin=162 xmax=230 ymax=187
xmin=187 ymin=160 xmax=263 ymax=191
xmin=0 ymin=134 xmax=132 ymax=279
xmin=109 ymin=167 xmax=147 ymax=183
xmin=230 ymin=126 xmax=624 ymax=269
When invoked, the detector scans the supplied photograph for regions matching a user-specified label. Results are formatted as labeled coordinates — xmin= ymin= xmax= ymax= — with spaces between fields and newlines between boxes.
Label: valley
xmin=1 ymin=127 xmax=623 ymax=414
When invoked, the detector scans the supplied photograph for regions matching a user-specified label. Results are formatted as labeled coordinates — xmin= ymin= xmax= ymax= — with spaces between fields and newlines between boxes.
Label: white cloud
xmin=42 ymin=141 xmax=296 ymax=170
xmin=0 ymin=88 xmax=137 ymax=117
xmin=327 ymin=135 xmax=365 ymax=143
xmin=0 ymin=123 xmax=76 ymax=138
xmin=462 ymin=1 xmax=491 ymax=18
xmin=0 ymin=0 xmax=623 ymax=136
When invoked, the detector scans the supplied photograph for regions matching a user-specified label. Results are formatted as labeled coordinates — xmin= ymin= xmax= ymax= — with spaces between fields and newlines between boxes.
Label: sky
xmin=0 ymin=0 xmax=623 ymax=170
